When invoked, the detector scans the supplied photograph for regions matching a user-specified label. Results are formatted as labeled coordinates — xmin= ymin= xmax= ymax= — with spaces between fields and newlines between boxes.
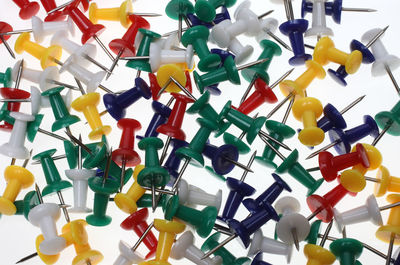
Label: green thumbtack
xmin=33 ymin=149 xmax=72 ymax=196
xmin=164 ymin=195 xmax=218 ymax=238
xmin=137 ymin=137 xmax=170 ymax=187
xmin=14 ymin=190 xmax=40 ymax=220
xmin=42 ymin=86 xmax=80 ymax=132
xmin=305 ymin=220 xmax=322 ymax=245
xmin=137 ymin=137 xmax=170 ymax=211
xmin=175 ymin=117 xmax=219 ymax=167
xmin=136 ymin=193 xmax=168 ymax=209
xmin=218 ymin=101 xmax=266 ymax=145
xmin=241 ymin=40 xmax=282 ymax=83
xmin=181 ymin=26 xmax=221 ymax=72
xmin=126 ymin=29 xmax=161 ymax=72
xmin=186 ymin=90 xmax=231 ymax=137
xmin=193 ymin=56 xmax=240 ymax=94
xmin=201 ymin=232 xmax=251 ymax=265
xmin=63 ymin=140 xmax=99 ymax=169
xmin=222 ymin=132 xmax=251 ymax=154
xmin=275 ymin=150 xmax=324 ymax=196
xmin=195 ymin=0 xmax=237 ymax=22
xmin=330 ymin=238 xmax=363 ymax=265
xmin=87 ymin=176 xmax=119 ymax=226
xmin=0 ymin=67 xmax=13 ymax=88
xmin=256 ymin=120 xmax=295 ymax=169
xmin=165 ymin=0 xmax=193 ymax=20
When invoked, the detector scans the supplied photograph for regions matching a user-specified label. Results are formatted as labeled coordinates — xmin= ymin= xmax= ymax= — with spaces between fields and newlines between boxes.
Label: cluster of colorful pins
xmin=2 ymin=0 xmax=400 ymax=265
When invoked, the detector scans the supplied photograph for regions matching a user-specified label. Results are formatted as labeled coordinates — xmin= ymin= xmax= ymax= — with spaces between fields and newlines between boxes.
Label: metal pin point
xmin=11 ymin=158 xmax=16 ymax=166
xmin=239 ymin=75 xmax=258 ymax=106
xmin=120 ymin=158 xmax=126 ymax=193
xmin=257 ymin=10 xmax=274 ymax=19
xmin=341 ymin=226 xmax=347 ymax=238
xmin=305 ymin=139 xmax=342 ymax=160
xmin=339 ymin=95 xmax=366 ymax=115
xmin=0 ymin=29 xmax=33 ymax=36
xmin=385 ymin=63 xmax=400 ymax=96
xmin=78 ymin=134 xmax=83 ymax=170
xmin=35 ymin=183 xmax=44 ymax=204
xmin=170 ymin=77 xmax=197 ymax=101
xmin=379 ymin=200 xmax=400 ymax=211
xmin=102 ymin=148 xmax=113 ymax=187
xmin=157 ymin=79 xmax=173 ymax=98
xmin=46 ymin=79 xmax=81 ymax=91
xmin=47 ymin=0 xmax=74 ymax=14
xmin=106 ymin=49 xmax=123 ymax=80
xmin=159 ymin=136 xmax=171 ymax=165
xmin=131 ymin=222 xmax=155 ymax=251
xmin=319 ymin=220 xmax=333 ymax=248
xmin=0 ymin=99 xmax=32 ymax=103
xmin=57 ymin=191 xmax=70 ymax=223
xmin=165 ymin=96 xmax=175 ymax=108
xmin=341 ymin=7 xmax=377 ymax=13
xmin=151 ymin=182 xmax=157 ymax=212
xmin=258 ymin=134 xmax=286 ymax=161
xmin=386 ymin=233 xmax=395 ymax=265
xmin=283 ymin=0 xmax=295 ymax=21
xmin=264 ymin=29 xmax=292 ymax=52
xmin=22 ymin=150 xmax=33 ymax=168
xmin=93 ymin=35 xmax=116 ymax=62
xmin=202 ymin=233 xmax=237 ymax=260
xmin=83 ymin=54 xmax=112 ymax=74
xmin=372 ymin=124 xmax=390 ymax=146
xmin=291 ymin=227 xmax=300 ymax=251
xmin=143 ymin=186 xmax=175 ymax=195
xmin=265 ymin=93 xmax=293 ymax=119
xmin=304 ymin=43 xmax=315 ymax=50
xmin=172 ymin=158 xmax=190 ymax=192
xmin=65 ymin=130 xmax=93 ymax=155
xmin=36 ymin=128 xmax=70 ymax=142
xmin=236 ymin=58 xmax=270 ymax=71
xmin=32 ymin=154 xmax=67 ymax=165
xmin=162 ymin=27 xmax=189 ymax=38
xmin=258 ymin=129 xmax=292 ymax=151
xmin=0 ymin=35 xmax=16 ymax=59
xmin=127 ymin=12 xmax=162 ymax=17
xmin=221 ymin=155 xmax=254 ymax=173
xmin=15 ymin=59 xmax=24 ymax=89
xmin=178 ymin=14 xmax=183 ymax=43
xmin=120 ymin=56 xmax=151 ymax=60
xmin=282 ymin=96 xmax=294 ymax=124
xmin=239 ymin=151 xmax=257 ymax=182
xmin=365 ymin=26 xmax=389 ymax=49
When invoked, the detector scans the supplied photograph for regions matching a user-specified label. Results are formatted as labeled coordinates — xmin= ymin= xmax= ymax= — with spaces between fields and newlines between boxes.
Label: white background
xmin=0 ymin=0 xmax=400 ymax=264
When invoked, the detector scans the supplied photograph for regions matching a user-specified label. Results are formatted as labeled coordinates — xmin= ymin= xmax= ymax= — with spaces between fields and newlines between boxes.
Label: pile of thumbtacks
xmin=0 ymin=0 xmax=399 ymax=264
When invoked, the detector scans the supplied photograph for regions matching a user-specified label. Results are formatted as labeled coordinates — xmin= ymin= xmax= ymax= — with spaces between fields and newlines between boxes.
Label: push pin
xmin=71 ymin=92 xmax=111 ymax=140
xmin=107 ymin=15 xmax=150 ymax=79
xmin=87 ymin=149 xmax=120 ymax=226
xmin=156 ymin=64 xmax=188 ymax=96
xmin=2 ymin=16 xmax=74 ymax=43
xmin=362 ymin=27 xmax=400 ymax=95
xmin=0 ymin=112 xmax=35 ymax=159
xmin=171 ymin=231 xmax=223 ymax=265
xmin=139 ymin=101 xmax=171 ymax=138
xmin=178 ymin=179 xmax=222 ymax=211
xmin=372 ymin=166 xmax=400 ymax=197
xmin=14 ymin=32 xmax=62 ymax=69
xmin=303 ymin=0 xmax=333 ymax=39
xmin=0 ymin=66 xmax=13 ymax=88
xmin=243 ymin=173 xmax=292 ymax=213
xmin=10 ymin=0 xmax=40 ymax=20
xmin=162 ymin=139 xmax=188 ymax=183
xmin=89 ymin=0 xmax=157 ymax=28
xmin=0 ymin=22 xmax=16 ymax=58
xmin=163 ymin=194 xmax=218 ymax=238
xmin=125 ymin=29 xmax=161 ymax=72
xmin=33 ymin=149 xmax=72 ymax=222
xmin=275 ymin=196 xmax=311 ymax=251
xmin=113 ymin=241 xmax=144 ymax=265
xmin=218 ymin=100 xmax=291 ymax=149
xmin=65 ymin=135 xmax=96 ymax=213
xmin=248 ymin=229 xmax=293 ymax=263
xmin=39 ymin=0 xmax=67 ymax=21
xmin=139 ymin=219 xmax=186 ymax=265
xmin=201 ymin=232 xmax=251 ymax=265
xmin=28 ymin=183 xmax=66 ymax=255
xmin=181 ymin=25 xmax=221 ymax=72
xmin=65 ymin=2 xmax=115 ymax=61
xmin=193 ymin=56 xmax=269 ymax=94
xmin=187 ymin=5 xmax=232 ymax=29
xmin=314 ymin=95 xmax=365 ymax=134
xmin=165 ymin=0 xmax=194 ymax=42
xmin=136 ymin=137 xmax=170 ymax=212
xmin=120 ymin=208 xmax=158 ymax=259
xmin=51 ymin=31 xmax=110 ymax=73
xmin=303 ymin=223 xmax=336 ymax=265
xmin=373 ymin=100 xmax=400 ymax=146
xmin=278 ymin=0 xmax=312 ymax=65
xmin=194 ymin=0 xmax=236 ymax=22
xmin=330 ymin=238 xmax=364 ymax=265
xmin=219 ymin=151 xmax=257 ymax=221
xmin=112 ymin=118 xmax=142 ymax=191
xmin=0 ymin=158 xmax=34 ymax=215
xmin=306 ymin=182 xmax=357 ymax=223
xmin=238 ymin=68 xmax=292 ymax=113
xmin=278 ymin=60 xmax=325 ymax=101
xmin=203 ymin=201 xmax=279 ymax=257
xmin=307 ymin=115 xmax=379 ymax=159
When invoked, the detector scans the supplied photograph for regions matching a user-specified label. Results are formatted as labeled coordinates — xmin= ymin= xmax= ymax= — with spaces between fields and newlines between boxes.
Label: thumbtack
xmin=47 ymin=0 xmax=74 ymax=15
